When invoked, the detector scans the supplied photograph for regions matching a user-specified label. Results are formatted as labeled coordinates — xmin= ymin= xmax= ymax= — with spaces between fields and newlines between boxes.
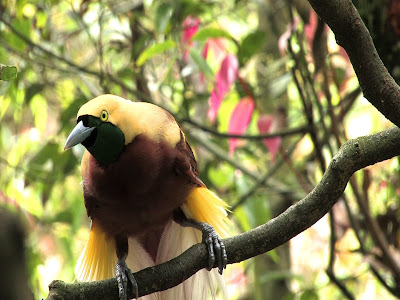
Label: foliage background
xmin=1 ymin=0 xmax=399 ymax=299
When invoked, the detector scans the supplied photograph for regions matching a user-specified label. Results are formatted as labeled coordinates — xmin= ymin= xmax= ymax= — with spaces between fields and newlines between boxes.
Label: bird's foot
xmin=116 ymin=259 xmax=138 ymax=300
xmin=199 ymin=222 xmax=227 ymax=274
xmin=173 ymin=210 xmax=227 ymax=274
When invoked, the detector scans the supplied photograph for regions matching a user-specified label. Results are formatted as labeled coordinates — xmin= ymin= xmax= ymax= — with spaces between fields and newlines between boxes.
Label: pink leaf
xmin=207 ymin=54 xmax=239 ymax=123
xmin=304 ymin=10 xmax=317 ymax=49
xmin=181 ymin=16 xmax=200 ymax=61
xmin=216 ymin=73 xmax=228 ymax=96
xmin=257 ymin=115 xmax=282 ymax=163
xmin=181 ymin=16 xmax=200 ymax=44
xmin=202 ymin=41 xmax=210 ymax=60
xmin=200 ymin=42 xmax=210 ymax=84
xmin=207 ymin=38 xmax=227 ymax=63
xmin=208 ymin=90 xmax=221 ymax=123
xmin=338 ymin=46 xmax=350 ymax=62
xmin=219 ymin=54 xmax=239 ymax=90
xmin=228 ymin=97 xmax=255 ymax=155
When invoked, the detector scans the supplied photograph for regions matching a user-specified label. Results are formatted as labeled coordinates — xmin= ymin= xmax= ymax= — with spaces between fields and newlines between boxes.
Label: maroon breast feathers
xmin=83 ymin=134 xmax=195 ymax=237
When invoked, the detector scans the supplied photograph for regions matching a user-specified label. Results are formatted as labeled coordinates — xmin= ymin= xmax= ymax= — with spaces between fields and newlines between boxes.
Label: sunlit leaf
xmin=136 ymin=40 xmax=176 ymax=66
xmin=191 ymin=27 xmax=232 ymax=42
xmin=30 ymin=94 xmax=47 ymax=131
xmin=36 ymin=11 xmax=47 ymax=28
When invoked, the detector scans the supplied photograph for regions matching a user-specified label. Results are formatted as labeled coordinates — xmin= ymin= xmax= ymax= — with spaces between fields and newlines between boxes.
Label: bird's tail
xmin=75 ymin=220 xmax=117 ymax=282
xmin=154 ymin=219 xmax=227 ymax=300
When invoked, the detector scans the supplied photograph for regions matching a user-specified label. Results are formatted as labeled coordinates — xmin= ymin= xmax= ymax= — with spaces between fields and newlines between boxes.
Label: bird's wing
xmin=173 ymin=129 xmax=206 ymax=187
xmin=174 ymin=128 xmax=231 ymax=238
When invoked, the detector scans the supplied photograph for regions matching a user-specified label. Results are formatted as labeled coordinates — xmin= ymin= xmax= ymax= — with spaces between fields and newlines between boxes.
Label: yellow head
xmin=65 ymin=94 xmax=181 ymax=165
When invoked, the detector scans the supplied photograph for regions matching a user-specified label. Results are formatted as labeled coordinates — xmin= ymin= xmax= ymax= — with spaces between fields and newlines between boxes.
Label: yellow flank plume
xmin=75 ymin=220 xmax=117 ymax=282
xmin=182 ymin=187 xmax=231 ymax=238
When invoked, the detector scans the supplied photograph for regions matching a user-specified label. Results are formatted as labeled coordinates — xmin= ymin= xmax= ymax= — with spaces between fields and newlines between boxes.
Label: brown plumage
xmin=82 ymin=133 xmax=202 ymax=262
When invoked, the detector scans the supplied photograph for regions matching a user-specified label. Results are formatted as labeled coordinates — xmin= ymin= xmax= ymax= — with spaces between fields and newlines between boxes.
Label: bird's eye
xmin=100 ymin=110 xmax=109 ymax=122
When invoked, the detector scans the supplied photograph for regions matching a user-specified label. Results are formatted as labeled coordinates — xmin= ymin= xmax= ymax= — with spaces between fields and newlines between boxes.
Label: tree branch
xmin=307 ymin=0 xmax=400 ymax=128
xmin=46 ymin=126 xmax=400 ymax=300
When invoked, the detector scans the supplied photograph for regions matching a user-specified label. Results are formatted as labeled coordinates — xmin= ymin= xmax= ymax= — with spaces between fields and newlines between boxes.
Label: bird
xmin=64 ymin=94 xmax=230 ymax=300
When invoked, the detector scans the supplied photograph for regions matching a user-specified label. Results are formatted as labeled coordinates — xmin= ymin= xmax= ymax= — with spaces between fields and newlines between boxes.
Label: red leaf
xmin=228 ymin=97 xmax=255 ymax=155
xmin=181 ymin=16 xmax=200 ymax=44
xmin=257 ymin=115 xmax=282 ymax=163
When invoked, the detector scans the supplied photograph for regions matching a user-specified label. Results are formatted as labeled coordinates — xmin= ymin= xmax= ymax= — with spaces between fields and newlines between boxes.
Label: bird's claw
xmin=201 ymin=223 xmax=227 ymax=274
xmin=116 ymin=259 xmax=138 ymax=300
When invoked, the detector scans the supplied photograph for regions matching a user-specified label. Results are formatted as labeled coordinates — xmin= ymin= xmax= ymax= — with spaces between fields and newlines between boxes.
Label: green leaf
xmin=238 ymin=30 xmax=267 ymax=65
xmin=136 ymin=40 xmax=176 ymax=66
xmin=155 ymin=3 xmax=173 ymax=34
xmin=0 ymin=65 xmax=17 ymax=81
xmin=260 ymin=270 xmax=303 ymax=283
xmin=189 ymin=48 xmax=214 ymax=80
xmin=6 ymin=18 xmax=31 ymax=51
xmin=29 ymin=142 xmax=59 ymax=167
xmin=191 ymin=27 xmax=232 ymax=42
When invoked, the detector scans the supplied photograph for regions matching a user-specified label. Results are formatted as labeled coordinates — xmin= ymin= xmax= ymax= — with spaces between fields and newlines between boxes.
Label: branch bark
xmin=46 ymin=126 xmax=400 ymax=300
xmin=307 ymin=0 xmax=400 ymax=127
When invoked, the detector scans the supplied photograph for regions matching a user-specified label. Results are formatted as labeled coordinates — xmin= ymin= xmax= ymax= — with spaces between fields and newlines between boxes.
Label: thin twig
xmin=182 ymin=118 xmax=310 ymax=140
xmin=231 ymin=137 xmax=303 ymax=211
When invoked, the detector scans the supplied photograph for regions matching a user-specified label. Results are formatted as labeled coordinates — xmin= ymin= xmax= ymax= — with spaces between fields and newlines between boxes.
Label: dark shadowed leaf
xmin=24 ymin=83 xmax=44 ymax=104
xmin=300 ymin=290 xmax=319 ymax=300
xmin=156 ymin=3 xmax=173 ymax=34
xmin=238 ymin=30 xmax=267 ymax=65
